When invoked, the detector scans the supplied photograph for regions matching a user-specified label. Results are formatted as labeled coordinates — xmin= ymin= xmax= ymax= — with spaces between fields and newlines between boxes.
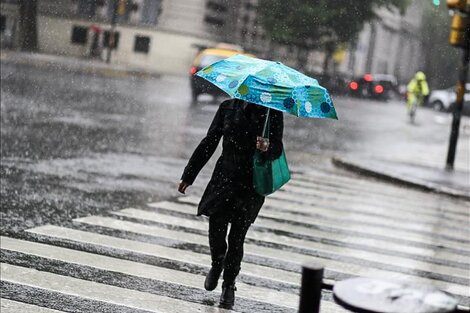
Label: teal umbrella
xmin=196 ymin=54 xmax=337 ymax=120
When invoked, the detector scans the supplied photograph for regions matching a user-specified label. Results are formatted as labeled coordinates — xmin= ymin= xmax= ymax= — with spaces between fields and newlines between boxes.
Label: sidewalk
xmin=0 ymin=50 xmax=161 ymax=79
xmin=333 ymin=155 xmax=470 ymax=200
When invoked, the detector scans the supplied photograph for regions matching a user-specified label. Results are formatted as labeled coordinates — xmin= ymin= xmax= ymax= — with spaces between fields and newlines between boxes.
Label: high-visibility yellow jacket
xmin=407 ymin=78 xmax=430 ymax=97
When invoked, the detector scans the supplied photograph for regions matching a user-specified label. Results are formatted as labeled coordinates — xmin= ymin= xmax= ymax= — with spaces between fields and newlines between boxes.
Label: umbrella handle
xmin=262 ymin=108 xmax=270 ymax=138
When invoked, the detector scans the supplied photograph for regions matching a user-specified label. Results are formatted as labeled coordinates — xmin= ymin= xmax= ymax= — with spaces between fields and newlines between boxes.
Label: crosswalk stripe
xmin=289 ymin=174 xmax=470 ymax=211
xmin=0 ymin=237 xmax=298 ymax=309
xmin=292 ymin=172 xmax=469 ymax=210
xmin=176 ymin=197 xmax=470 ymax=253
xmin=1 ymin=263 xmax=234 ymax=313
xmin=112 ymin=207 xmax=469 ymax=280
xmin=72 ymin=215 xmax=470 ymax=298
xmin=272 ymin=188 xmax=469 ymax=223
xmin=275 ymin=185 xmax=469 ymax=230
xmin=182 ymin=192 xmax=468 ymax=234
xmin=26 ymin=225 xmax=300 ymax=285
xmin=282 ymin=182 xmax=470 ymax=218
xmin=153 ymin=200 xmax=470 ymax=264
xmin=0 ymin=299 xmax=64 ymax=313
xmin=267 ymin=193 xmax=468 ymax=230
xmin=262 ymin=200 xmax=470 ymax=250
xmin=287 ymin=177 xmax=470 ymax=212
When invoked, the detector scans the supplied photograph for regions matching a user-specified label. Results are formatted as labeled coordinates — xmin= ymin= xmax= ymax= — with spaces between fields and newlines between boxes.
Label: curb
xmin=332 ymin=156 xmax=470 ymax=201
xmin=0 ymin=52 xmax=161 ymax=79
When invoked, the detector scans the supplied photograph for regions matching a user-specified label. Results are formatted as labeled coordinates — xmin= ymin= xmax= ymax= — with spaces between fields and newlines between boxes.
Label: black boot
xmin=220 ymin=281 xmax=236 ymax=307
xmin=204 ymin=260 xmax=224 ymax=291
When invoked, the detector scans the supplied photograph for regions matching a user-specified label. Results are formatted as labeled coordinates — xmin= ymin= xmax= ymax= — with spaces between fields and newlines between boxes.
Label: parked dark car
xmin=348 ymin=74 xmax=398 ymax=101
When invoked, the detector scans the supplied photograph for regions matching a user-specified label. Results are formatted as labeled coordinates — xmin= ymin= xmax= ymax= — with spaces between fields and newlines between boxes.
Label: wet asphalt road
xmin=1 ymin=60 xmax=470 ymax=313
xmin=1 ymin=60 xmax=469 ymax=234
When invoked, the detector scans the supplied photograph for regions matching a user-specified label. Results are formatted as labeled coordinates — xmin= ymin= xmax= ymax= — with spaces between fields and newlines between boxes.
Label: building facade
xmin=0 ymin=0 xmax=239 ymax=75
xmin=1 ymin=0 xmax=426 ymax=81
xmin=338 ymin=1 xmax=425 ymax=84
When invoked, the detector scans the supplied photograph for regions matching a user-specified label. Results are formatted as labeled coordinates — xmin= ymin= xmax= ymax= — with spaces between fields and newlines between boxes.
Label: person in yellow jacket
xmin=407 ymin=71 xmax=430 ymax=120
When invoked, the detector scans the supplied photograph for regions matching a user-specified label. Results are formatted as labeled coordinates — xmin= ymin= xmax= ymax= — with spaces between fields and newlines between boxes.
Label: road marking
xmin=73 ymin=215 xmax=470 ymax=298
xmin=1 ymin=299 xmax=65 ymax=313
xmin=155 ymin=200 xmax=470 ymax=264
xmin=26 ymin=225 xmax=300 ymax=285
xmin=113 ymin=207 xmax=469 ymax=280
xmin=291 ymin=172 xmax=469 ymax=211
xmin=1 ymin=262 xmax=234 ymax=313
xmin=272 ymin=188 xmax=469 ymax=225
xmin=0 ymin=237 xmax=297 ymax=309
xmin=280 ymin=183 xmax=469 ymax=230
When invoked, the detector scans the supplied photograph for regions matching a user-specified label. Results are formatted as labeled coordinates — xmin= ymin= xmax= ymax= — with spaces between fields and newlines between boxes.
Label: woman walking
xmin=178 ymin=98 xmax=284 ymax=307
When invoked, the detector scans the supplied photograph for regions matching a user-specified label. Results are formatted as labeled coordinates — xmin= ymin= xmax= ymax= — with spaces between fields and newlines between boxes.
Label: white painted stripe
xmin=264 ymin=199 xmax=470 ymax=251
xmin=288 ymin=177 xmax=470 ymax=212
xmin=282 ymin=182 xmax=470 ymax=218
xmin=153 ymin=201 xmax=470 ymax=264
xmin=113 ymin=208 xmax=469 ymax=279
xmin=292 ymin=172 xmax=469 ymax=210
xmin=1 ymin=263 xmax=234 ymax=313
xmin=0 ymin=237 xmax=297 ymax=309
xmin=175 ymin=199 xmax=470 ymax=252
xmin=289 ymin=174 xmax=470 ymax=212
xmin=27 ymin=225 xmax=300 ymax=285
xmin=1 ymin=299 xmax=64 ymax=313
xmin=173 ymin=197 xmax=470 ymax=263
xmin=278 ymin=185 xmax=469 ymax=231
xmin=273 ymin=185 xmax=469 ymax=219
xmin=180 ymin=194 xmax=469 ymax=235
xmin=73 ymin=215 xmax=470 ymax=298
xmin=273 ymin=191 xmax=468 ymax=226
xmin=268 ymin=197 xmax=468 ymax=236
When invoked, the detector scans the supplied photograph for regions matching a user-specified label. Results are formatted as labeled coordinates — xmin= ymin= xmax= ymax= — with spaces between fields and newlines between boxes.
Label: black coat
xmin=181 ymin=99 xmax=284 ymax=223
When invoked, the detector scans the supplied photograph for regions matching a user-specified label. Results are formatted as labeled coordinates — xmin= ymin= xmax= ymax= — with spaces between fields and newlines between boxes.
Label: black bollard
xmin=299 ymin=263 xmax=324 ymax=313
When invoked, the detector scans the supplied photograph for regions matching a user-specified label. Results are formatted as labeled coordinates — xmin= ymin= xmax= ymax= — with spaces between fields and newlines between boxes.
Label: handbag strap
xmin=261 ymin=108 xmax=270 ymax=138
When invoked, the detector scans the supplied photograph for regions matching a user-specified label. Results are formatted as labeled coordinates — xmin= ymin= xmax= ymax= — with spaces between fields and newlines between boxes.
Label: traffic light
xmin=447 ymin=0 xmax=470 ymax=48
xmin=446 ymin=0 xmax=470 ymax=11
xmin=117 ymin=0 xmax=127 ymax=16
xmin=449 ymin=14 xmax=469 ymax=47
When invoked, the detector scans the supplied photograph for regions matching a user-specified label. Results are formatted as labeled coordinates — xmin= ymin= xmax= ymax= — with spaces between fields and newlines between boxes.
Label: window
xmin=103 ymin=31 xmax=120 ymax=49
xmin=204 ymin=16 xmax=225 ymax=27
xmin=71 ymin=26 xmax=88 ymax=45
xmin=206 ymin=1 xmax=227 ymax=12
xmin=0 ymin=15 xmax=6 ymax=33
xmin=77 ymin=0 xmax=97 ymax=18
xmin=134 ymin=36 xmax=150 ymax=53
xmin=141 ymin=0 xmax=162 ymax=25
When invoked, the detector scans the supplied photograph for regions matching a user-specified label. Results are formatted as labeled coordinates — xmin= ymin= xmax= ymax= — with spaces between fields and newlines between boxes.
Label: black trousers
xmin=208 ymin=210 xmax=252 ymax=284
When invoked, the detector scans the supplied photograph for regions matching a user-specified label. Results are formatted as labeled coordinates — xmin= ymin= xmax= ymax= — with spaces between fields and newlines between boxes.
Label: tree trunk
xmin=19 ymin=0 xmax=38 ymax=52
xmin=296 ymin=47 xmax=308 ymax=72
xmin=322 ymin=41 xmax=336 ymax=74
xmin=322 ymin=50 xmax=333 ymax=74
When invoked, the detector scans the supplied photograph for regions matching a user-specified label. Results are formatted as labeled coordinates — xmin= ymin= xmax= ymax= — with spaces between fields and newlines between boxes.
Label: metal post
xmin=106 ymin=0 xmax=118 ymax=64
xmin=298 ymin=263 xmax=324 ymax=313
xmin=446 ymin=25 xmax=469 ymax=170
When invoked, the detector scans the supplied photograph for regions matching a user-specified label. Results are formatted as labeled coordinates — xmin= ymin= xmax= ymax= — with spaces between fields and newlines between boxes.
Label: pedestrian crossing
xmin=1 ymin=169 xmax=469 ymax=313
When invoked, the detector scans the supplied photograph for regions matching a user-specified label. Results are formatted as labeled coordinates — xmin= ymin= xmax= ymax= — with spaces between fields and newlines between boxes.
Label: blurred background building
xmin=1 ymin=0 xmax=425 ymax=83
xmin=338 ymin=1 xmax=426 ymax=84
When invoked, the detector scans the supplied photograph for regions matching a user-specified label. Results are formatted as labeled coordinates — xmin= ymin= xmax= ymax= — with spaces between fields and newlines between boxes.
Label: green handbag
xmin=253 ymin=109 xmax=291 ymax=196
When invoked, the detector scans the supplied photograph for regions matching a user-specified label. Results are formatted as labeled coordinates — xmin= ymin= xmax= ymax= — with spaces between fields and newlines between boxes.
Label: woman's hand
xmin=256 ymin=136 xmax=270 ymax=152
xmin=178 ymin=181 xmax=191 ymax=194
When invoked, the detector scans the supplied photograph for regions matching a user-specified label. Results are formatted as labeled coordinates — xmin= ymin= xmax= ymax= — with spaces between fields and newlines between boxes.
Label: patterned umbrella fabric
xmin=196 ymin=54 xmax=337 ymax=119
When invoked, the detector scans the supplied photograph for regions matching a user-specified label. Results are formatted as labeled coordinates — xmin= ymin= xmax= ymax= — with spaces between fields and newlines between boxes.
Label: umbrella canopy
xmin=196 ymin=54 xmax=337 ymax=120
